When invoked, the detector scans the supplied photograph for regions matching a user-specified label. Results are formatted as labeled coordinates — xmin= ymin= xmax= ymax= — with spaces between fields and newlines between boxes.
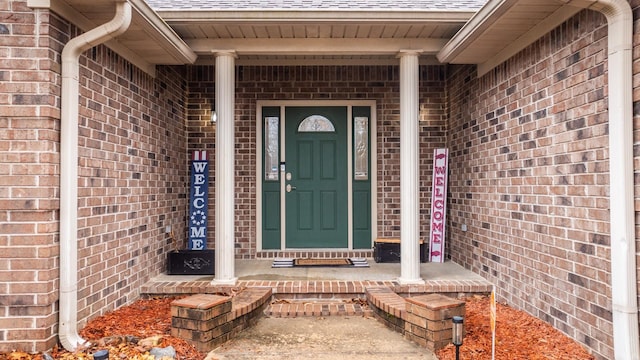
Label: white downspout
xmin=59 ymin=1 xmax=131 ymax=351
xmin=560 ymin=0 xmax=639 ymax=358
xmin=594 ymin=1 xmax=638 ymax=358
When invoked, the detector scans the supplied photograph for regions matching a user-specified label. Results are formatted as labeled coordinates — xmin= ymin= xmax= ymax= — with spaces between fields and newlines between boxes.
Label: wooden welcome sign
xmin=429 ymin=148 xmax=448 ymax=262
xmin=189 ymin=150 xmax=208 ymax=250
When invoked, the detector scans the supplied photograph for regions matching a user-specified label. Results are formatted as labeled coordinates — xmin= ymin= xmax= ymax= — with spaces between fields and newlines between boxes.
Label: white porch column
xmin=398 ymin=50 xmax=424 ymax=284
xmin=212 ymin=51 xmax=238 ymax=285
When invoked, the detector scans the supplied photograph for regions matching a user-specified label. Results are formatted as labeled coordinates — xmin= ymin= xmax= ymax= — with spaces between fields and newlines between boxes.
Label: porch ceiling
xmin=155 ymin=8 xmax=479 ymax=65
xmin=438 ymin=0 xmax=583 ymax=76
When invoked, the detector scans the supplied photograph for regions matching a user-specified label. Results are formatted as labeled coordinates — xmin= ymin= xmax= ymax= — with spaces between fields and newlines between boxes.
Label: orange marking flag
xmin=490 ymin=288 xmax=496 ymax=360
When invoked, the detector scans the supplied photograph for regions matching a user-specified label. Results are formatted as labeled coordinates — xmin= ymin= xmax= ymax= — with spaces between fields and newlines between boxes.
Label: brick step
xmin=264 ymin=299 xmax=373 ymax=318
xmin=365 ymin=286 xmax=465 ymax=352
xmin=271 ymin=293 xmax=365 ymax=301
xmin=170 ymin=287 xmax=272 ymax=352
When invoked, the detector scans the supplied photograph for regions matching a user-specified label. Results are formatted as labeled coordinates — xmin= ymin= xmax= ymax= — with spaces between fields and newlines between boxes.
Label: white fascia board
xmin=437 ymin=0 xmax=519 ymax=64
xmin=158 ymin=9 xmax=476 ymax=24
xmin=438 ymin=0 xmax=581 ymax=76
xmin=129 ymin=0 xmax=197 ymax=63
xmin=476 ymin=5 xmax=581 ymax=76
xmin=27 ymin=0 xmax=196 ymax=75
xmin=28 ymin=0 xmax=155 ymax=75
xmin=189 ymin=38 xmax=447 ymax=56
xmin=195 ymin=56 xmax=443 ymax=66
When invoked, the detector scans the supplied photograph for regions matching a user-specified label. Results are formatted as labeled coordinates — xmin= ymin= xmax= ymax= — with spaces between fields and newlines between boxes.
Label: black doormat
xmin=272 ymin=258 xmax=369 ymax=268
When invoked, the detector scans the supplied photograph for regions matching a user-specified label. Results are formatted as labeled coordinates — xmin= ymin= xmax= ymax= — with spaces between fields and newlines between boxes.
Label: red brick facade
xmin=1 ymin=1 xmax=639 ymax=359
xmin=447 ymin=9 xmax=617 ymax=360
xmin=186 ymin=65 xmax=447 ymax=257
xmin=0 ymin=2 xmax=189 ymax=352
xmin=1 ymin=1 xmax=64 ymax=351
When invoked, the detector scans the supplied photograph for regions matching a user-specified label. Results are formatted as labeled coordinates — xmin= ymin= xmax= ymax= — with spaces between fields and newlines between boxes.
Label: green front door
xmin=285 ymin=107 xmax=348 ymax=248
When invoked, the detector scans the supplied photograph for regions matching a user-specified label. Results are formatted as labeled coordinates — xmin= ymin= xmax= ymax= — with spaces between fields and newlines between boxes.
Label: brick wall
xmin=4 ymin=0 xmax=635 ymax=357
xmin=186 ymin=65 xmax=447 ymax=257
xmin=0 ymin=1 xmax=64 ymax=352
xmin=74 ymin=53 xmax=188 ymax=331
xmin=446 ymin=9 xmax=616 ymax=359
xmin=0 ymin=2 xmax=189 ymax=352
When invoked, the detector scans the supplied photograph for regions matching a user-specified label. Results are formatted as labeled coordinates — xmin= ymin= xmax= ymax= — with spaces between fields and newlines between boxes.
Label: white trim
xmin=196 ymin=57 xmax=443 ymax=67
xmin=256 ymin=100 xmax=377 ymax=252
xmin=158 ymin=9 xmax=477 ymax=23
xmin=259 ymin=100 xmax=377 ymax=107
xmin=188 ymin=38 xmax=447 ymax=56
xmin=255 ymin=106 xmax=263 ymax=252
xmin=28 ymin=0 xmax=154 ymax=76
xmin=27 ymin=0 xmax=197 ymax=75
xmin=370 ymin=106 xmax=378 ymax=243
xmin=280 ymin=105 xmax=287 ymax=250
xmin=437 ymin=0 xmax=518 ymax=63
xmin=347 ymin=106 xmax=354 ymax=250
xmin=476 ymin=5 xmax=580 ymax=76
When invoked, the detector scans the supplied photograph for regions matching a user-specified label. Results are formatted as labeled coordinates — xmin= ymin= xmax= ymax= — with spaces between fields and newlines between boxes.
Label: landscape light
xmin=452 ymin=315 xmax=464 ymax=360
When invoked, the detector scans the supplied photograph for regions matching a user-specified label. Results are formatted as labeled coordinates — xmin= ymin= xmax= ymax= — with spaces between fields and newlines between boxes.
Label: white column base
xmin=397 ymin=277 xmax=426 ymax=285
xmin=211 ymin=277 xmax=238 ymax=286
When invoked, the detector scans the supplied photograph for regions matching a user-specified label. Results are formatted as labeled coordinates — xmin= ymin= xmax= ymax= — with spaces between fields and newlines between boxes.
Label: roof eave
xmin=131 ymin=0 xmax=198 ymax=64
xmin=437 ymin=0 xmax=582 ymax=76
xmin=437 ymin=0 xmax=519 ymax=63
xmin=158 ymin=9 xmax=478 ymax=24
xmin=28 ymin=0 xmax=197 ymax=75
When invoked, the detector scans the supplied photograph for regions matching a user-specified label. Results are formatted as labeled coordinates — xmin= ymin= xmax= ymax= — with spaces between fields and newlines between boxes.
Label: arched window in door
xmin=298 ymin=115 xmax=335 ymax=132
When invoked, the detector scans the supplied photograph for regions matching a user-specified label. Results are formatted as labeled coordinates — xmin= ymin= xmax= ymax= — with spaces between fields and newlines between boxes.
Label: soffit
xmin=156 ymin=8 xmax=481 ymax=65
xmin=28 ymin=0 xmax=197 ymax=75
xmin=438 ymin=0 xmax=583 ymax=75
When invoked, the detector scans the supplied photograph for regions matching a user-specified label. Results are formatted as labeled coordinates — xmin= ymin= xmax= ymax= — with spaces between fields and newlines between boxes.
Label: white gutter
xmin=558 ymin=0 xmax=639 ymax=358
xmin=59 ymin=1 xmax=131 ymax=351
xmin=600 ymin=0 xmax=640 ymax=356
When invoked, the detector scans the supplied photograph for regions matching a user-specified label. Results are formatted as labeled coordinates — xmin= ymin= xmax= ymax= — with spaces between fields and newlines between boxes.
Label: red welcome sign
xmin=429 ymin=148 xmax=448 ymax=262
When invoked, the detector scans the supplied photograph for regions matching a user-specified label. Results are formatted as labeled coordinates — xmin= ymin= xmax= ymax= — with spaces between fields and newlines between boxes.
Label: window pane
xmin=298 ymin=115 xmax=335 ymax=132
xmin=354 ymin=117 xmax=368 ymax=180
xmin=265 ymin=117 xmax=279 ymax=181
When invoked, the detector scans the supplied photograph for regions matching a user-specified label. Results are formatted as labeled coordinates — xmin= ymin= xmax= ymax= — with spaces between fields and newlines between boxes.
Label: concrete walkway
xmin=152 ymin=259 xmax=488 ymax=282
xmin=154 ymin=260 xmax=484 ymax=360
xmin=206 ymin=316 xmax=438 ymax=360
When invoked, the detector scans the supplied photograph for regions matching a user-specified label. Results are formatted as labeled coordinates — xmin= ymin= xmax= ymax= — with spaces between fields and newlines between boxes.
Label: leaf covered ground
xmin=1 ymin=295 xmax=596 ymax=359
xmin=436 ymin=296 xmax=595 ymax=360
xmin=0 ymin=297 xmax=203 ymax=360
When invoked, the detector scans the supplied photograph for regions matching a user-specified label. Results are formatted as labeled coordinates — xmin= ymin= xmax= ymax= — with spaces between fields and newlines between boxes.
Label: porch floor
xmin=141 ymin=259 xmax=493 ymax=297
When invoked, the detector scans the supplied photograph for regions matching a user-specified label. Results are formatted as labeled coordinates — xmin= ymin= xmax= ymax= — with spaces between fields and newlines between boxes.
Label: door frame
xmin=256 ymin=100 xmax=378 ymax=251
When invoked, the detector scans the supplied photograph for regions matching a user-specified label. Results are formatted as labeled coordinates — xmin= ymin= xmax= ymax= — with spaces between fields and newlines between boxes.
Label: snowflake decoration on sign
xmin=191 ymin=210 xmax=207 ymax=226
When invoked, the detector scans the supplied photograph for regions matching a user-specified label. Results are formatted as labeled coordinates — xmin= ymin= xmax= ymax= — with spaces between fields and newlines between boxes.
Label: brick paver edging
xmin=365 ymin=286 xmax=465 ymax=352
xmin=141 ymin=279 xmax=493 ymax=297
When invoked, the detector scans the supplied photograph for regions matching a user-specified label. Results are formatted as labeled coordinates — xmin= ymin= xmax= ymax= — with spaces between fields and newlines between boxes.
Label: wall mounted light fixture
xmin=210 ymin=104 xmax=217 ymax=125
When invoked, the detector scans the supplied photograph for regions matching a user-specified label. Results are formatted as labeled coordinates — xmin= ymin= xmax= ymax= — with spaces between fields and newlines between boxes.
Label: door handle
xmin=286 ymin=184 xmax=297 ymax=192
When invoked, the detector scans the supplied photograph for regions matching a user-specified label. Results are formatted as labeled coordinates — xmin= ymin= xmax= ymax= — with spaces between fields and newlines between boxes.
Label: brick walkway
xmin=265 ymin=299 xmax=370 ymax=317
xmin=141 ymin=279 xmax=492 ymax=297
xmin=142 ymin=260 xmax=494 ymax=323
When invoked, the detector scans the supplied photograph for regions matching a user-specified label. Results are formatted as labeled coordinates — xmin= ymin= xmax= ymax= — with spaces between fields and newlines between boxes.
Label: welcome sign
xmin=188 ymin=150 xmax=208 ymax=250
xmin=429 ymin=148 xmax=449 ymax=262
